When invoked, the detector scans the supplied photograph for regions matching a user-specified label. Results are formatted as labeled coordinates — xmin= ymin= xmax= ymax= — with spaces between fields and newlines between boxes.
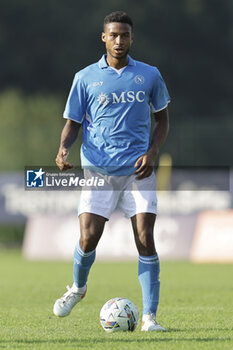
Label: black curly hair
xmin=103 ymin=11 xmax=133 ymax=31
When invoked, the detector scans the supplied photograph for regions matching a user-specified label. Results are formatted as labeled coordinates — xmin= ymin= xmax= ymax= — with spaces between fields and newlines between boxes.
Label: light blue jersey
xmin=63 ymin=55 xmax=170 ymax=175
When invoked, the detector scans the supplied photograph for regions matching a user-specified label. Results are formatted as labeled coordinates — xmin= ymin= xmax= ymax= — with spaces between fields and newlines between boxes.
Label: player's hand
xmin=56 ymin=148 xmax=74 ymax=171
xmin=134 ymin=150 xmax=157 ymax=180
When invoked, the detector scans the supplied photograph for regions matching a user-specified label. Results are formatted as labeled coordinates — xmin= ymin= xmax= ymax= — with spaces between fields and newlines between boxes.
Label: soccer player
xmin=53 ymin=11 xmax=170 ymax=332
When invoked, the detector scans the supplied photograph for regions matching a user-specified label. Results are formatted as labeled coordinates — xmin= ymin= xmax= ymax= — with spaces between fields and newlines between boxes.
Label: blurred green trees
xmin=0 ymin=90 xmax=81 ymax=170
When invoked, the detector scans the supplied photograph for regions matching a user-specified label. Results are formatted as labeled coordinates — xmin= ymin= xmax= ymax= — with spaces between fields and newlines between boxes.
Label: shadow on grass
xmin=0 ymin=336 xmax=232 ymax=347
xmin=168 ymin=328 xmax=233 ymax=332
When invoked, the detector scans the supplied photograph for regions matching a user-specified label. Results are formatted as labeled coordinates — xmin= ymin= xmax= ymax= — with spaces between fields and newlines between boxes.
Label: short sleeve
xmin=150 ymin=68 xmax=171 ymax=113
xmin=63 ymin=73 xmax=86 ymax=123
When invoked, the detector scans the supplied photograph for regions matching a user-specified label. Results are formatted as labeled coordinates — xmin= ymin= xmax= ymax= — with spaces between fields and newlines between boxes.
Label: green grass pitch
xmin=0 ymin=250 xmax=233 ymax=349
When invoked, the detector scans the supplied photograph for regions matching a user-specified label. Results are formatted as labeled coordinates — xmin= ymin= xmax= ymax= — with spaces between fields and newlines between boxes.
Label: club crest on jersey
xmin=97 ymin=91 xmax=146 ymax=107
xmin=134 ymin=75 xmax=145 ymax=84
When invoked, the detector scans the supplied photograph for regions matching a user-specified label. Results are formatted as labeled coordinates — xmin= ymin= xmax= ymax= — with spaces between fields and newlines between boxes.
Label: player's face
xmin=102 ymin=22 xmax=133 ymax=60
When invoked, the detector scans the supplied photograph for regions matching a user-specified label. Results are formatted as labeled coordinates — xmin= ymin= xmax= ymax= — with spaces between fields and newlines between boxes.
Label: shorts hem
xmin=126 ymin=208 xmax=157 ymax=219
xmin=78 ymin=207 xmax=110 ymax=220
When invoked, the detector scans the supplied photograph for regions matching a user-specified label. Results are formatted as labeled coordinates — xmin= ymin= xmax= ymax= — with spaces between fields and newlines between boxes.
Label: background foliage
xmin=0 ymin=0 xmax=232 ymax=169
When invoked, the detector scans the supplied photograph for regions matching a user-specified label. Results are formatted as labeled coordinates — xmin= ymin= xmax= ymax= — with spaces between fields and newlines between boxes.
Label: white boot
xmin=53 ymin=283 xmax=87 ymax=317
xmin=141 ymin=313 xmax=166 ymax=332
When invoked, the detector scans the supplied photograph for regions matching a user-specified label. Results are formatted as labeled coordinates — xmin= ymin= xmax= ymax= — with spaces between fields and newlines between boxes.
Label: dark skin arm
xmin=134 ymin=107 xmax=169 ymax=179
xmin=56 ymin=119 xmax=81 ymax=171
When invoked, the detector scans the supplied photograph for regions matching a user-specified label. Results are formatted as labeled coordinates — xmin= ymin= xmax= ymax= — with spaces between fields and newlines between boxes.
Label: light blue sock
xmin=73 ymin=242 xmax=96 ymax=288
xmin=138 ymin=254 xmax=160 ymax=315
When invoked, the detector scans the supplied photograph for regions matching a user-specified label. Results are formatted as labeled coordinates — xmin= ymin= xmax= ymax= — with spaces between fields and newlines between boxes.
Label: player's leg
xmin=131 ymin=214 xmax=160 ymax=312
xmin=73 ymin=172 xmax=119 ymax=291
xmin=131 ymin=213 xmax=166 ymax=331
xmin=73 ymin=212 xmax=106 ymax=289
xmin=131 ymin=212 xmax=165 ymax=331
xmin=53 ymin=170 xmax=118 ymax=317
xmin=53 ymin=212 xmax=106 ymax=317
xmin=118 ymin=172 xmax=165 ymax=331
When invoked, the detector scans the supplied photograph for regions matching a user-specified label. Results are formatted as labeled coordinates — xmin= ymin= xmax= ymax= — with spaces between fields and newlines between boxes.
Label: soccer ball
xmin=100 ymin=297 xmax=139 ymax=333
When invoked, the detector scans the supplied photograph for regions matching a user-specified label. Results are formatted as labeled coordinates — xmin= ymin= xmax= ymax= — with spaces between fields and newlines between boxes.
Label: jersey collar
xmin=98 ymin=54 xmax=136 ymax=69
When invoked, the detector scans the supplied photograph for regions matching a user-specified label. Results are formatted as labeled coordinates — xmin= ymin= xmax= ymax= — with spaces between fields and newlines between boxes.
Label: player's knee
xmin=136 ymin=230 xmax=156 ymax=256
xmin=80 ymin=230 xmax=99 ymax=252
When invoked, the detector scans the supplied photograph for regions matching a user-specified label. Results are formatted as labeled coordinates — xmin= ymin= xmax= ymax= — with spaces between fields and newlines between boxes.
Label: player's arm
xmin=56 ymin=119 xmax=81 ymax=171
xmin=134 ymin=107 xmax=169 ymax=179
